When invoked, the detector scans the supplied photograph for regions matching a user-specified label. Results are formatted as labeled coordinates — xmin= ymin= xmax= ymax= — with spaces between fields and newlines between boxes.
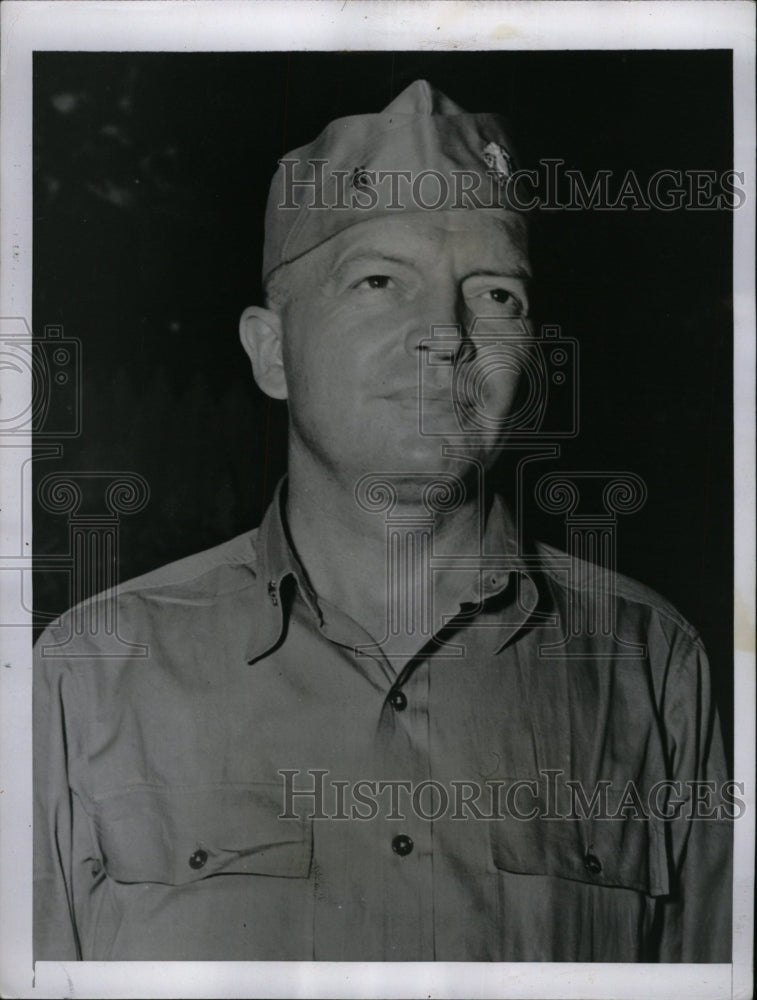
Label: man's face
xmin=264 ymin=211 xmax=531 ymax=485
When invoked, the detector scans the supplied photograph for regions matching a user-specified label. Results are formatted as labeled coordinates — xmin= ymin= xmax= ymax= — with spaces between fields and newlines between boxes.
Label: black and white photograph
xmin=0 ymin=3 xmax=754 ymax=998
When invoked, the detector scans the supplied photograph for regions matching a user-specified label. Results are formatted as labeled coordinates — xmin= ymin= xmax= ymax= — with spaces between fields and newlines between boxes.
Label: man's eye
xmin=484 ymin=287 xmax=525 ymax=314
xmin=356 ymin=275 xmax=393 ymax=290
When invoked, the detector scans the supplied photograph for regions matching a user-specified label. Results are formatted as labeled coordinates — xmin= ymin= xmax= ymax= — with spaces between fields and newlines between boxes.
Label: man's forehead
xmin=319 ymin=213 xmax=530 ymax=273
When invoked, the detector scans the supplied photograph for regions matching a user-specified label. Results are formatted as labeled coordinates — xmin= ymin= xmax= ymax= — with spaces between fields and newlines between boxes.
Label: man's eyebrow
xmin=465 ymin=266 xmax=532 ymax=282
xmin=329 ymin=251 xmax=419 ymax=278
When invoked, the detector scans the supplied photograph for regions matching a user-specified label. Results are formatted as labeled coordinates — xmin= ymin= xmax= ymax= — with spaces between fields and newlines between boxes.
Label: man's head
xmin=240 ymin=81 xmax=532 ymax=487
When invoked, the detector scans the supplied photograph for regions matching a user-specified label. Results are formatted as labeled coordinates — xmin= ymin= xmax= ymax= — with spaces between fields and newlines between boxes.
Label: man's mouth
xmin=382 ymin=387 xmax=453 ymax=404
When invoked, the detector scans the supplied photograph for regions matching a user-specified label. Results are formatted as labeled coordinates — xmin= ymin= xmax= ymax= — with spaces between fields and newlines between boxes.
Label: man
xmin=34 ymin=80 xmax=732 ymax=962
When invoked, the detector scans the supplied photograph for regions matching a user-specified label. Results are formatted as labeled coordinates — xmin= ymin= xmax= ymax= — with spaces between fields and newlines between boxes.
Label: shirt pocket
xmin=487 ymin=793 xmax=671 ymax=962
xmin=489 ymin=797 xmax=670 ymax=897
xmin=90 ymin=782 xmax=312 ymax=885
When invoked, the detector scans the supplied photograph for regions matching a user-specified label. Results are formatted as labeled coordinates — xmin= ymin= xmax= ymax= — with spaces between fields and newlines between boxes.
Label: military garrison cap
xmin=262 ymin=79 xmax=519 ymax=281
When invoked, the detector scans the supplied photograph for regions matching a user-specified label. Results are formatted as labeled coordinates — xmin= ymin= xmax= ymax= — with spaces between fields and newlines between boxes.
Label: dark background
xmin=32 ymin=51 xmax=734 ymax=765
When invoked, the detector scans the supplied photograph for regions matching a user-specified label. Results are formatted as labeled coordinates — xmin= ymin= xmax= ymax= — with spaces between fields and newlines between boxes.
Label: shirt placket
xmin=372 ymin=651 xmax=435 ymax=961
xmin=308 ymin=599 xmax=436 ymax=961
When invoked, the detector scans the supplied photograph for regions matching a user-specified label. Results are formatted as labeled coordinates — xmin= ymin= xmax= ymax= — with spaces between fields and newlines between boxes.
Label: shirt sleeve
xmin=33 ymin=632 xmax=82 ymax=961
xmin=655 ymin=625 xmax=733 ymax=962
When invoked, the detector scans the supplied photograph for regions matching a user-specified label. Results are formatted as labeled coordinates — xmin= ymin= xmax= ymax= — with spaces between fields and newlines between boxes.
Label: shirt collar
xmin=245 ymin=479 xmax=547 ymax=663
xmin=464 ymin=493 xmax=531 ymax=601
xmin=245 ymin=478 xmax=321 ymax=664
xmin=452 ymin=493 xmax=544 ymax=653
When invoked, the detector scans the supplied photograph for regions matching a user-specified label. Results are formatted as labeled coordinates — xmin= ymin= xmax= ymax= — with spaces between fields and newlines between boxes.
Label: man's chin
xmin=370 ymin=431 xmax=500 ymax=477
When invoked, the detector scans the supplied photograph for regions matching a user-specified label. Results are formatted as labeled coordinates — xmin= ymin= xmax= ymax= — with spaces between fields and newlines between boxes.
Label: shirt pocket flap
xmin=490 ymin=805 xmax=669 ymax=897
xmin=92 ymin=783 xmax=311 ymax=885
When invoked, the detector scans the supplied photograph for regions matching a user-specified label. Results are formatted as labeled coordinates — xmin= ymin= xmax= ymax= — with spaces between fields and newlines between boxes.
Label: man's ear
xmin=239 ymin=306 xmax=288 ymax=400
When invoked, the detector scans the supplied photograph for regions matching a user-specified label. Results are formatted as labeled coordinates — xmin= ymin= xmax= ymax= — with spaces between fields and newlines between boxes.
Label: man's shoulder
xmin=533 ymin=539 xmax=701 ymax=644
xmin=110 ymin=528 xmax=262 ymax=600
xmin=37 ymin=527 xmax=263 ymax=646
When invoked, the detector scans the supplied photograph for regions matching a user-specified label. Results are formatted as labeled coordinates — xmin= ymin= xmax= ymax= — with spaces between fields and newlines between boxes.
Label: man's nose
xmin=403 ymin=288 xmax=470 ymax=358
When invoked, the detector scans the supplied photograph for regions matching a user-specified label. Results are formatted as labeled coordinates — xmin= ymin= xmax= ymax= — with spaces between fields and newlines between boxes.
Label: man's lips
xmin=381 ymin=387 xmax=453 ymax=404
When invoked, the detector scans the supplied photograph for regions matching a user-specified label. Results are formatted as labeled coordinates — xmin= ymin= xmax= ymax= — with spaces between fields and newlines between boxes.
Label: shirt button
xmin=388 ymin=690 xmax=407 ymax=711
xmin=267 ymin=581 xmax=279 ymax=606
xmin=392 ymin=834 xmax=414 ymax=857
xmin=583 ymin=851 xmax=602 ymax=876
xmin=189 ymin=849 xmax=208 ymax=870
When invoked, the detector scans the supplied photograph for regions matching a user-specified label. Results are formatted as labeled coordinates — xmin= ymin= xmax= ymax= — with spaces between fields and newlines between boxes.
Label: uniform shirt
xmin=33 ymin=482 xmax=732 ymax=962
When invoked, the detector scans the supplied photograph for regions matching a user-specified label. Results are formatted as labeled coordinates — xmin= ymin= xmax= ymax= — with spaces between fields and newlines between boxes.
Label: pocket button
xmin=583 ymin=851 xmax=602 ymax=876
xmin=189 ymin=848 xmax=208 ymax=870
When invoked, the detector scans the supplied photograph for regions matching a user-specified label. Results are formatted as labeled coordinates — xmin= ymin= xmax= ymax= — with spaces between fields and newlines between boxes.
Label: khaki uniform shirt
xmin=34 ymin=484 xmax=732 ymax=962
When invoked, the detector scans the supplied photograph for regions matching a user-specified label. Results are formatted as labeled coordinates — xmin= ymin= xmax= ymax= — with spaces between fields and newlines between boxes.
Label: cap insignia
xmin=351 ymin=165 xmax=372 ymax=190
xmin=482 ymin=141 xmax=513 ymax=183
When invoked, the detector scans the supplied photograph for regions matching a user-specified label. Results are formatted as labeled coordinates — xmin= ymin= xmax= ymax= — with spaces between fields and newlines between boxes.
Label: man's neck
xmin=284 ymin=446 xmax=491 ymax=660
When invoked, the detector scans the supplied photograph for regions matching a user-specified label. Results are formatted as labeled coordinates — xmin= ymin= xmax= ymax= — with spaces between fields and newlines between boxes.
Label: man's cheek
xmin=490 ymin=371 xmax=522 ymax=411
xmin=455 ymin=361 xmax=521 ymax=422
